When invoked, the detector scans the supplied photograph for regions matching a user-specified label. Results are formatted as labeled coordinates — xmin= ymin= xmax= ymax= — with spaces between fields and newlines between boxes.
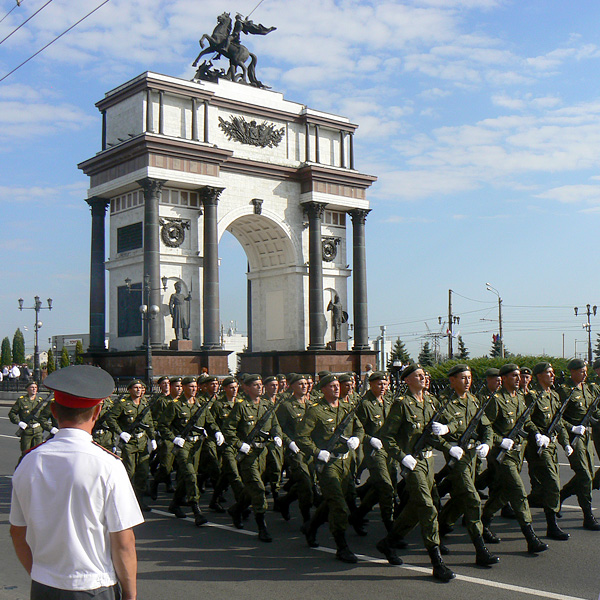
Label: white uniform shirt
xmin=10 ymin=428 xmax=144 ymax=591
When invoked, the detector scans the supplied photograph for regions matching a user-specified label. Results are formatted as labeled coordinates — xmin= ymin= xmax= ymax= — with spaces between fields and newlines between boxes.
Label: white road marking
xmin=0 ymin=434 xmax=17 ymax=440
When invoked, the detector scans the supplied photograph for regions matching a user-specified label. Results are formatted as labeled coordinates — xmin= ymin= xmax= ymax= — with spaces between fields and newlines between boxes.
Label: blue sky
xmin=2 ymin=0 xmax=600 ymax=361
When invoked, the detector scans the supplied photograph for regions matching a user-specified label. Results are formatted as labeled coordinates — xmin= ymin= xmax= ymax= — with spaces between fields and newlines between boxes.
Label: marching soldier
xmin=106 ymin=379 xmax=156 ymax=511
xmin=92 ymin=394 xmax=116 ymax=451
xmin=297 ymin=374 xmax=364 ymax=563
xmin=559 ymin=358 xmax=600 ymax=530
xmin=263 ymin=375 xmax=284 ymax=502
xmin=197 ymin=375 xmax=223 ymax=492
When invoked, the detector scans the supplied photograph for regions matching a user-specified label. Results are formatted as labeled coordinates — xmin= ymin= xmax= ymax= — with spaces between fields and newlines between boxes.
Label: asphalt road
xmin=1 ymin=405 xmax=600 ymax=600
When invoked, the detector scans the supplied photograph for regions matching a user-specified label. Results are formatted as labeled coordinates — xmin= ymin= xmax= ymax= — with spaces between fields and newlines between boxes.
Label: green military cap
xmin=182 ymin=376 xmax=197 ymax=386
xmin=593 ymin=358 xmax=600 ymax=371
xmin=24 ymin=379 xmax=37 ymax=389
xmin=244 ymin=373 xmax=262 ymax=384
xmin=520 ymin=367 xmax=532 ymax=375
xmin=499 ymin=363 xmax=519 ymax=376
xmin=222 ymin=376 xmax=236 ymax=386
xmin=196 ymin=373 xmax=208 ymax=384
xmin=277 ymin=373 xmax=287 ymax=381
xmin=203 ymin=375 xmax=219 ymax=383
xmin=318 ymin=373 xmax=338 ymax=388
xmin=532 ymin=362 xmax=552 ymax=376
xmin=287 ymin=373 xmax=306 ymax=385
xmin=127 ymin=378 xmax=144 ymax=389
xmin=169 ymin=376 xmax=182 ymax=384
xmin=484 ymin=368 xmax=500 ymax=377
xmin=368 ymin=371 xmax=387 ymax=382
xmin=400 ymin=363 xmax=422 ymax=380
xmin=568 ymin=358 xmax=586 ymax=370
xmin=237 ymin=373 xmax=248 ymax=382
xmin=317 ymin=370 xmax=332 ymax=379
xmin=338 ymin=373 xmax=354 ymax=383
xmin=448 ymin=364 xmax=470 ymax=377
xmin=157 ymin=375 xmax=169 ymax=385
xmin=264 ymin=375 xmax=278 ymax=385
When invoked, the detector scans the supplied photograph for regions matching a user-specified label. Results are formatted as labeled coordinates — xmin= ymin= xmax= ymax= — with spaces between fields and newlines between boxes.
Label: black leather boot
xmin=521 ymin=523 xmax=549 ymax=553
xmin=427 ymin=545 xmax=455 ymax=581
xmin=255 ymin=512 xmax=273 ymax=543
xmin=545 ymin=508 xmax=569 ymax=540
xmin=481 ymin=515 xmax=501 ymax=544
xmin=192 ymin=502 xmax=208 ymax=527
xmin=227 ymin=502 xmax=244 ymax=529
xmin=169 ymin=498 xmax=187 ymax=519
xmin=333 ymin=531 xmax=358 ymax=563
xmin=582 ymin=504 xmax=600 ymax=531
xmin=376 ymin=535 xmax=403 ymax=565
xmin=473 ymin=535 xmax=499 ymax=566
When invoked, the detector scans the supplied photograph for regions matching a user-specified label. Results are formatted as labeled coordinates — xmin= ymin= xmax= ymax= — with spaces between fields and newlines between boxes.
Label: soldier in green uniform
xmin=525 ymin=362 xmax=573 ymax=540
xmin=480 ymin=364 xmax=548 ymax=552
xmin=559 ymin=358 xmax=600 ymax=530
xmin=158 ymin=376 xmax=224 ymax=526
xmin=587 ymin=358 xmax=600 ymax=490
xmin=149 ymin=376 xmax=182 ymax=499
xmin=106 ymin=379 xmax=156 ymax=511
xmin=274 ymin=373 xmax=314 ymax=524
xmin=376 ymin=364 xmax=455 ymax=581
xmin=92 ymin=394 xmax=116 ymax=451
xmin=263 ymin=375 xmax=284 ymax=502
xmin=296 ymin=374 xmax=364 ymax=563
xmin=197 ymin=375 xmax=223 ymax=493
xmin=432 ymin=364 xmax=499 ymax=566
xmin=9 ymin=380 xmax=56 ymax=456
xmin=351 ymin=371 xmax=396 ymax=533
xmin=209 ymin=376 xmax=244 ymax=512
xmin=223 ymin=374 xmax=283 ymax=542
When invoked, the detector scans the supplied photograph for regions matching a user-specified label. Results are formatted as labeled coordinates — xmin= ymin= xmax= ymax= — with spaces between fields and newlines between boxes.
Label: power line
xmin=0 ymin=0 xmax=52 ymax=46
xmin=0 ymin=0 xmax=23 ymax=25
xmin=0 ymin=0 xmax=110 ymax=83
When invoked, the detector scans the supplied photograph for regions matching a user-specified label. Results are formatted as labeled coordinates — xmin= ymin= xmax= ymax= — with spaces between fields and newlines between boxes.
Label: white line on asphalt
xmin=151 ymin=507 xmax=588 ymax=600
xmin=0 ymin=434 xmax=17 ymax=440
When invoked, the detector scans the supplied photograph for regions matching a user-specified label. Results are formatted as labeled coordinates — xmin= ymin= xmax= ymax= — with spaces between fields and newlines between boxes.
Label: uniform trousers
xmin=562 ymin=432 xmax=594 ymax=508
xmin=314 ymin=455 xmax=353 ymax=534
xmin=31 ymin=582 xmax=120 ymax=600
xmin=120 ymin=435 xmax=150 ymax=496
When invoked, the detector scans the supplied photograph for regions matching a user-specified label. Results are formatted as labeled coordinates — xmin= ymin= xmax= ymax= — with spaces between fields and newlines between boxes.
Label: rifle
xmin=174 ymin=395 xmax=215 ymax=451
xmin=15 ymin=392 xmax=54 ymax=437
xmin=537 ymin=388 xmax=576 ymax=455
xmin=316 ymin=398 xmax=364 ymax=473
xmin=447 ymin=391 xmax=495 ymax=469
xmin=496 ymin=395 xmax=536 ymax=464
xmin=117 ymin=398 xmax=155 ymax=448
xmin=400 ymin=393 xmax=455 ymax=479
xmin=236 ymin=398 xmax=281 ymax=462
xmin=570 ymin=389 xmax=600 ymax=445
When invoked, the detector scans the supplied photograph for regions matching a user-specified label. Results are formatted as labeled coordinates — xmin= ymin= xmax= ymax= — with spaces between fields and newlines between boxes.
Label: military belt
xmin=30 ymin=422 xmax=41 ymax=428
xmin=133 ymin=431 xmax=146 ymax=439
xmin=418 ymin=450 xmax=433 ymax=459
xmin=331 ymin=451 xmax=350 ymax=460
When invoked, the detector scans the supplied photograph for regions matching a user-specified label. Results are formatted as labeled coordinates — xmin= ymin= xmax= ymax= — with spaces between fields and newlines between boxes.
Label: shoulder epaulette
xmin=92 ymin=441 xmax=122 ymax=460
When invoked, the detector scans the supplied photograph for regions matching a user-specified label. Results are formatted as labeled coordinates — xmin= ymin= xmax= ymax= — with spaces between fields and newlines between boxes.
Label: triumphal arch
xmin=79 ymin=17 xmax=377 ymax=376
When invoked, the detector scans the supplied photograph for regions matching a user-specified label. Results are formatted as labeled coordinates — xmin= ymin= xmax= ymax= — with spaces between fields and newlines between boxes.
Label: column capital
xmin=349 ymin=208 xmax=371 ymax=225
xmin=137 ymin=177 xmax=166 ymax=197
xmin=197 ymin=185 xmax=224 ymax=206
xmin=302 ymin=200 xmax=326 ymax=219
xmin=85 ymin=196 xmax=110 ymax=216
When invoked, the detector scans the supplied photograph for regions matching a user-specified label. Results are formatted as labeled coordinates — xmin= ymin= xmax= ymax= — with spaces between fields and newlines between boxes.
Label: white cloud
xmin=536 ymin=185 xmax=600 ymax=205
xmin=0 ymin=182 xmax=88 ymax=204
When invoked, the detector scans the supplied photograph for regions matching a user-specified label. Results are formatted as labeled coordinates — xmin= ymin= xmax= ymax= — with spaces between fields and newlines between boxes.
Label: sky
xmin=2 ymin=0 xmax=600 ymax=362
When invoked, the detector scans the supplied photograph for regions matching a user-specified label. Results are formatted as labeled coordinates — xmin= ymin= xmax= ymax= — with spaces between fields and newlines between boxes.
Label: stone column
xmin=199 ymin=186 xmax=224 ymax=350
xmin=305 ymin=201 xmax=326 ymax=349
xmin=138 ymin=177 xmax=165 ymax=348
xmin=350 ymin=209 xmax=371 ymax=350
xmin=86 ymin=197 xmax=110 ymax=352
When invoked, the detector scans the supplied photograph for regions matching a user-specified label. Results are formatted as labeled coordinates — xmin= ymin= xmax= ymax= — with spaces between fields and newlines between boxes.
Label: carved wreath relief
xmin=160 ymin=218 xmax=190 ymax=247
xmin=218 ymin=115 xmax=285 ymax=148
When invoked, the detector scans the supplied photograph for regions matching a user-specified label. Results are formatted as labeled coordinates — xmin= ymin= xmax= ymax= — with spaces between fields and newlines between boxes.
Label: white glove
xmin=18 ymin=421 xmax=28 ymax=430
xmin=119 ymin=431 xmax=131 ymax=444
xmin=150 ymin=439 xmax=158 ymax=451
xmin=346 ymin=436 xmax=360 ymax=450
xmin=273 ymin=436 xmax=283 ymax=448
xmin=565 ymin=444 xmax=574 ymax=457
xmin=535 ymin=433 xmax=550 ymax=448
xmin=173 ymin=436 xmax=185 ymax=448
xmin=288 ymin=441 xmax=300 ymax=454
xmin=572 ymin=425 xmax=587 ymax=436
xmin=476 ymin=443 xmax=490 ymax=458
xmin=500 ymin=438 xmax=514 ymax=451
xmin=317 ymin=449 xmax=331 ymax=463
xmin=50 ymin=427 xmax=59 ymax=435
xmin=215 ymin=431 xmax=225 ymax=446
xmin=449 ymin=446 xmax=464 ymax=461
xmin=431 ymin=422 xmax=449 ymax=436
xmin=370 ymin=437 xmax=383 ymax=450
xmin=239 ymin=442 xmax=251 ymax=454
xmin=401 ymin=454 xmax=417 ymax=471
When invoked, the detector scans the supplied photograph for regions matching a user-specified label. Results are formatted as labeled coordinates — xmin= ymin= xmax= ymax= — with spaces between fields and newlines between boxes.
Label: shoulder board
xmin=18 ymin=395 xmax=26 ymax=400
xmin=92 ymin=441 xmax=122 ymax=460
xmin=23 ymin=439 xmax=48 ymax=455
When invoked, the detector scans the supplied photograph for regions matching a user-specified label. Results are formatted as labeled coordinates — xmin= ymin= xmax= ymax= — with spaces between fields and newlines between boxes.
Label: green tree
xmin=594 ymin=333 xmax=600 ymax=361
xmin=387 ymin=337 xmax=411 ymax=369
xmin=1 ymin=337 xmax=11 ymax=367
xmin=457 ymin=335 xmax=470 ymax=360
xmin=418 ymin=341 xmax=434 ymax=366
xmin=46 ymin=348 xmax=56 ymax=374
xmin=12 ymin=328 xmax=25 ymax=364
xmin=75 ymin=340 xmax=84 ymax=365
xmin=490 ymin=336 xmax=505 ymax=358
xmin=60 ymin=346 xmax=71 ymax=368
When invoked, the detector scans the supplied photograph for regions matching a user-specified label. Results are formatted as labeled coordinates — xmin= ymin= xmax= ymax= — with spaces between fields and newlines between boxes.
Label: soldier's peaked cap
xmin=44 ymin=365 xmax=114 ymax=408
xmin=448 ymin=364 xmax=470 ymax=377
xmin=499 ymin=363 xmax=519 ymax=376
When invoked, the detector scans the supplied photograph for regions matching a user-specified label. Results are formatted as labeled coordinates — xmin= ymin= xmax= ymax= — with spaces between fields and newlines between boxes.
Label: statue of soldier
xmin=327 ymin=294 xmax=347 ymax=342
xmin=169 ymin=281 xmax=191 ymax=340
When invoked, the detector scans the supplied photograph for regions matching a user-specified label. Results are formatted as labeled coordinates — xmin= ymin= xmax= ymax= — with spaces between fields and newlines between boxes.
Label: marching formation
xmin=8 ymin=358 xmax=600 ymax=582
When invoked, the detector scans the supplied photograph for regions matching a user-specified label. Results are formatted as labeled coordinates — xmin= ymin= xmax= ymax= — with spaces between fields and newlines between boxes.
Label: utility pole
xmin=486 ymin=283 xmax=504 ymax=358
xmin=380 ymin=325 xmax=386 ymax=371
xmin=574 ymin=304 xmax=597 ymax=363
xmin=446 ymin=289 xmax=460 ymax=359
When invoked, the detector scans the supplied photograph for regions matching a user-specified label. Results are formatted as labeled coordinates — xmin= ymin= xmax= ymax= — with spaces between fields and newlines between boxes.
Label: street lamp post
xmin=574 ymin=304 xmax=597 ymax=363
xmin=18 ymin=295 xmax=52 ymax=383
xmin=485 ymin=283 xmax=503 ymax=358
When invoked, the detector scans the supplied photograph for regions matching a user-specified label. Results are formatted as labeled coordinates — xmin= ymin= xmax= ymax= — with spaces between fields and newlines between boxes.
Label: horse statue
xmin=192 ymin=12 xmax=275 ymax=89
